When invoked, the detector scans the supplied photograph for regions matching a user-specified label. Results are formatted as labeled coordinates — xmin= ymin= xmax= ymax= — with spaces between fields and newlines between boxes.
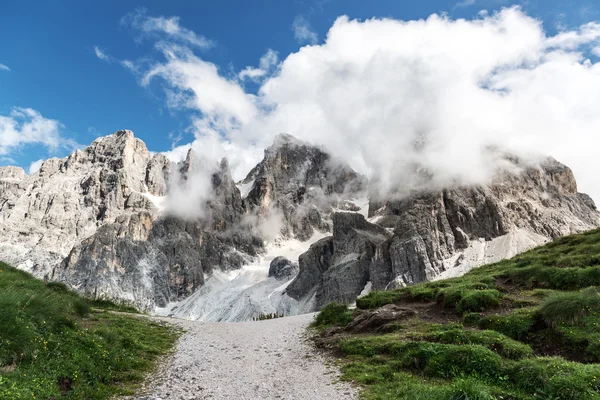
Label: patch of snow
xmin=358 ymin=281 xmax=372 ymax=298
xmin=155 ymin=232 xmax=327 ymax=321
xmin=368 ymin=215 xmax=383 ymax=224
xmin=355 ymin=195 xmax=370 ymax=217
xmin=236 ymin=180 xmax=255 ymax=198
xmin=140 ymin=187 xmax=167 ymax=212
xmin=434 ymin=229 xmax=549 ymax=280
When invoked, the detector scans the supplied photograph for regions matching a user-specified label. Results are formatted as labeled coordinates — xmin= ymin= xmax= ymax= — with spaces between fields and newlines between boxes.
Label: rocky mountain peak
xmin=241 ymin=133 xmax=367 ymax=240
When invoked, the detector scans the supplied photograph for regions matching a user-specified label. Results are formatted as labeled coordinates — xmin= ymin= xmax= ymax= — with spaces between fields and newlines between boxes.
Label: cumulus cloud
xmin=0 ymin=63 xmax=10 ymax=72
xmin=292 ymin=16 xmax=318 ymax=44
xmin=0 ymin=108 xmax=77 ymax=156
xmin=28 ymin=159 xmax=45 ymax=174
xmin=94 ymin=46 xmax=111 ymax=62
xmin=130 ymin=7 xmax=600 ymax=203
xmin=123 ymin=8 xmax=213 ymax=49
xmin=239 ymin=49 xmax=279 ymax=81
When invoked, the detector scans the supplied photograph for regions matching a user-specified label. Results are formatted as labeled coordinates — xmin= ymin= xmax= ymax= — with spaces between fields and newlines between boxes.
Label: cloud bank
xmin=0 ymin=108 xmax=77 ymax=157
xmin=126 ymin=7 xmax=600 ymax=202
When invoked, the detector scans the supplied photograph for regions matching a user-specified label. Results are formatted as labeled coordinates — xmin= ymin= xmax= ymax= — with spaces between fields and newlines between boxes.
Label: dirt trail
xmin=133 ymin=313 xmax=358 ymax=400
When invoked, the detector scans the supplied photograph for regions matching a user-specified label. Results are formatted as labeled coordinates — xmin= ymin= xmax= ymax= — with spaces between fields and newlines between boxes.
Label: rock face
xmin=242 ymin=133 xmax=367 ymax=241
xmin=0 ymin=130 xmax=366 ymax=313
xmin=53 ymin=154 xmax=262 ymax=311
xmin=268 ymin=256 xmax=299 ymax=280
xmin=0 ymin=131 xmax=166 ymax=278
xmin=286 ymin=212 xmax=391 ymax=308
xmin=1 ymin=130 xmax=599 ymax=317
xmin=286 ymin=157 xmax=600 ymax=309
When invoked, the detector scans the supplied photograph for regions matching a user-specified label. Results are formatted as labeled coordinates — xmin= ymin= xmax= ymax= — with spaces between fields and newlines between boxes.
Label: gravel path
xmin=134 ymin=313 xmax=358 ymax=400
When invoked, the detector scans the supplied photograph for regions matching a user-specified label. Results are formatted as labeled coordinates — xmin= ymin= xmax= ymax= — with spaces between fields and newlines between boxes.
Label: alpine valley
xmin=1 ymin=130 xmax=598 ymax=321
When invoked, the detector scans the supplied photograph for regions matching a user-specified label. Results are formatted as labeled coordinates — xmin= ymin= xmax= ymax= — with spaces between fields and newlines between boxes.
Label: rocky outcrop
xmin=287 ymin=157 xmax=600 ymax=309
xmin=242 ymin=133 xmax=367 ymax=241
xmin=345 ymin=304 xmax=417 ymax=333
xmin=286 ymin=212 xmax=391 ymax=308
xmin=268 ymin=256 xmax=299 ymax=280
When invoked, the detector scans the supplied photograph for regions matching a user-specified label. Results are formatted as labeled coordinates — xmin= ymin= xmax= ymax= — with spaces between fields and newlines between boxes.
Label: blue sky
xmin=1 ymin=0 xmax=600 ymax=198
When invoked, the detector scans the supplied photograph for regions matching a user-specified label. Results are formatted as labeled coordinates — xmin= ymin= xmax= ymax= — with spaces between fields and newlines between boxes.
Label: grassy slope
xmin=0 ymin=262 xmax=180 ymax=399
xmin=314 ymin=228 xmax=600 ymax=400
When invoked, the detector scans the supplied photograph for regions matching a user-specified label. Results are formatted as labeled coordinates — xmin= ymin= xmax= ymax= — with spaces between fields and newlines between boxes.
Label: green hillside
xmin=0 ymin=263 xmax=180 ymax=399
xmin=314 ymin=228 xmax=600 ymax=400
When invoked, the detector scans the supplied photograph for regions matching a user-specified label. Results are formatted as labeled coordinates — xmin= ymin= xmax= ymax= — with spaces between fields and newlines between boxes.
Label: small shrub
xmin=399 ymin=342 xmax=503 ymax=379
xmin=456 ymin=290 xmax=501 ymax=314
xmin=511 ymin=357 xmax=600 ymax=400
xmin=479 ymin=309 xmax=537 ymax=340
xmin=73 ymin=299 xmax=91 ymax=317
xmin=427 ymin=328 xmax=533 ymax=360
xmin=46 ymin=281 xmax=69 ymax=292
xmin=356 ymin=291 xmax=403 ymax=309
xmin=313 ymin=303 xmax=353 ymax=328
xmin=462 ymin=312 xmax=483 ymax=326
xmin=539 ymin=287 xmax=600 ymax=327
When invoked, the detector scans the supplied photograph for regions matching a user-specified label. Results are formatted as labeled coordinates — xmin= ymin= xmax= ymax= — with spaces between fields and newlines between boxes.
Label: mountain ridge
xmin=1 ymin=130 xmax=598 ymax=319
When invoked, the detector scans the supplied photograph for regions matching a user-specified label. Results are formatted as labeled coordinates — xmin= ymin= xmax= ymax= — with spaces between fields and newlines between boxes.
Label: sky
xmin=1 ymin=0 xmax=600 ymax=200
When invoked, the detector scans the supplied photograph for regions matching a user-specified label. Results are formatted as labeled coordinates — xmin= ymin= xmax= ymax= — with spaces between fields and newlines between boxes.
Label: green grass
xmin=0 ymin=262 xmax=180 ymax=399
xmin=316 ymin=228 xmax=600 ymax=399
xmin=312 ymin=303 xmax=353 ymax=328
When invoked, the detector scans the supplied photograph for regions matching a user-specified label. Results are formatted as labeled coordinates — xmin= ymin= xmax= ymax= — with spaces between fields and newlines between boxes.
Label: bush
xmin=539 ymin=287 xmax=600 ymax=327
xmin=313 ymin=303 xmax=353 ymax=328
xmin=427 ymin=328 xmax=533 ymax=360
xmin=356 ymin=291 xmax=403 ymax=309
xmin=46 ymin=281 xmax=69 ymax=292
xmin=478 ymin=309 xmax=538 ymax=341
xmin=511 ymin=357 xmax=600 ymax=400
xmin=462 ymin=312 xmax=483 ymax=326
xmin=398 ymin=342 xmax=503 ymax=379
xmin=73 ymin=299 xmax=91 ymax=317
xmin=456 ymin=290 xmax=501 ymax=314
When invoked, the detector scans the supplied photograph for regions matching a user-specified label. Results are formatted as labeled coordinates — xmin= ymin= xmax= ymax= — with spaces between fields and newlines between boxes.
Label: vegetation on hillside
xmin=0 ymin=262 xmax=180 ymax=399
xmin=314 ymin=228 xmax=600 ymax=400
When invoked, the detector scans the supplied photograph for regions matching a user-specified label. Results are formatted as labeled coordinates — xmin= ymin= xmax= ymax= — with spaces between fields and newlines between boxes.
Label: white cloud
xmin=593 ymin=46 xmax=600 ymax=56
xmin=28 ymin=159 xmax=44 ymax=174
xmin=546 ymin=21 xmax=600 ymax=49
xmin=0 ymin=108 xmax=77 ymax=156
xmin=238 ymin=49 xmax=279 ymax=81
xmin=143 ymin=43 xmax=258 ymax=140
xmin=0 ymin=63 xmax=10 ymax=72
xmin=130 ymin=7 xmax=600 ymax=203
xmin=292 ymin=16 xmax=318 ymax=44
xmin=94 ymin=46 xmax=111 ymax=62
xmin=123 ymin=8 xmax=213 ymax=49
xmin=455 ymin=0 xmax=476 ymax=8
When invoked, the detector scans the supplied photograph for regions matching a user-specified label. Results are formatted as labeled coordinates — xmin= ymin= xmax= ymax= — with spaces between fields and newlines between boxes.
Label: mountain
xmin=286 ymin=157 xmax=600 ymax=310
xmin=0 ymin=130 xmax=598 ymax=319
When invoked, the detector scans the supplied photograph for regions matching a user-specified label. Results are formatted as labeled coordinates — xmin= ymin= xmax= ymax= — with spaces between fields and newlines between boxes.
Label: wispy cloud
xmin=94 ymin=46 xmax=111 ymax=62
xmin=292 ymin=16 xmax=318 ymax=45
xmin=0 ymin=63 xmax=10 ymax=72
xmin=123 ymin=8 xmax=214 ymax=49
xmin=455 ymin=0 xmax=476 ymax=8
